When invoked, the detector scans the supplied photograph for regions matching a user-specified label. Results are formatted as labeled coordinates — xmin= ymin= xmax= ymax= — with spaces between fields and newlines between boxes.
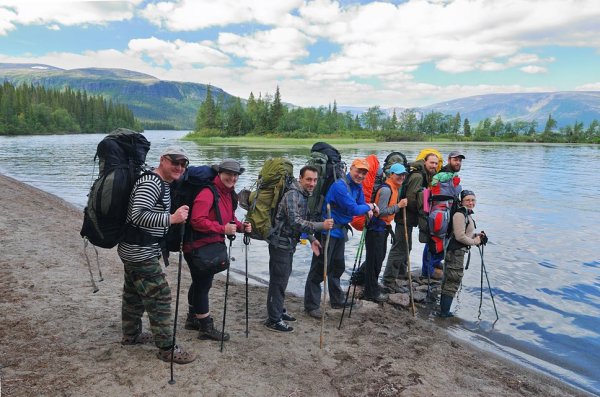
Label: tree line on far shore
xmin=0 ymin=82 xmax=140 ymax=135
xmin=192 ymin=85 xmax=600 ymax=144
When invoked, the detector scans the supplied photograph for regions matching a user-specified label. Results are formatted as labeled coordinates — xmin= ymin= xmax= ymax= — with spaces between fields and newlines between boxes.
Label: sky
xmin=1 ymin=0 xmax=600 ymax=108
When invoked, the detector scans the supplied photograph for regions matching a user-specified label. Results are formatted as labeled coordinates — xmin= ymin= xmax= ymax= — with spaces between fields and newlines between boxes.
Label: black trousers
xmin=184 ymin=253 xmax=214 ymax=315
xmin=363 ymin=229 xmax=388 ymax=298
xmin=304 ymin=235 xmax=346 ymax=312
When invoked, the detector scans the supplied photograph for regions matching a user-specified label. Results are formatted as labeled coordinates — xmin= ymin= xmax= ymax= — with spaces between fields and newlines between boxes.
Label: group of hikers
xmin=114 ymin=143 xmax=487 ymax=365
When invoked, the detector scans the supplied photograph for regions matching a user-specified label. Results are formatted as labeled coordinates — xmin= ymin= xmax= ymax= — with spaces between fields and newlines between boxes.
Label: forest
xmin=192 ymin=85 xmax=600 ymax=144
xmin=0 ymin=82 xmax=140 ymax=135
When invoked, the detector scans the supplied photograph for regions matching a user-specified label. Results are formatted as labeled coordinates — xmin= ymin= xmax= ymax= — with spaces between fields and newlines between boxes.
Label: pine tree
xmin=543 ymin=114 xmax=557 ymax=134
xmin=463 ymin=118 xmax=471 ymax=137
xmin=195 ymin=84 xmax=217 ymax=130
xmin=270 ymin=85 xmax=283 ymax=132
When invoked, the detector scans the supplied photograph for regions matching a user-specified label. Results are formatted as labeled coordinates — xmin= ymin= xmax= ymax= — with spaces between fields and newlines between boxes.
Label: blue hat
xmin=389 ymin=163 xmax=407 ymax=175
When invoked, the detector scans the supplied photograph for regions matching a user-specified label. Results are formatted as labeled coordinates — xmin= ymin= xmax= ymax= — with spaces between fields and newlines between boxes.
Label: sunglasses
xmin=165 ymin=155 xmax=188 ymax=168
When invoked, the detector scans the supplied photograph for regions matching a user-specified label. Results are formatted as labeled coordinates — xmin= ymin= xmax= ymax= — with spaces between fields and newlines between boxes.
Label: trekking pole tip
xmin=168 ymin=379 xmax=176 ymax=385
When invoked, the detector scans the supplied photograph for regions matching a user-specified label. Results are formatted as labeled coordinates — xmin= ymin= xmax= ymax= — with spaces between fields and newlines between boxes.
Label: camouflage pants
xmin=121 ymin=257 xmax=172 ymax=349
xmin=441 ymin=249 xmax=466 ymax=297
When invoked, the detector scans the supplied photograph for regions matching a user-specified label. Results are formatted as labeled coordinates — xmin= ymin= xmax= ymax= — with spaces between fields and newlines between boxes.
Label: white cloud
xmin=218 ymin=27 xmax=314 ymax=68
xmin=575 ymin=82 xmax=600 ymax=91
xmin=3 ymin=0 xmax=600 ymax=107
xmin=0 ymin=7 xmax=17 ymax=35
xmin=140 ymin=0 xmax=302 ymax=31
xmin=520 ymin=65 xmax=547 ymax=74
xmin=47 ymin=24 xmax=60 ymax=31
xmin=128 ymin=37 xmax=230 ymax=67
xmin=0 ymin=0 xmax=142 ymax=32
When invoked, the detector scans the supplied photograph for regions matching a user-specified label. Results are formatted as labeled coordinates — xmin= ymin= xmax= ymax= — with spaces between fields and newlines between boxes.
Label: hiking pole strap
xmin=83 ymin=239 xmax=99 ymax=293
xmin=465 ymin=248 xmax=471 ymax=270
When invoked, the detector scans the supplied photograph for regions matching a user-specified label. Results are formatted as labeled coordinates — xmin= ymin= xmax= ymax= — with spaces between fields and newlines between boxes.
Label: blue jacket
xmin=322 ymin=173 xmax=370 ymax=239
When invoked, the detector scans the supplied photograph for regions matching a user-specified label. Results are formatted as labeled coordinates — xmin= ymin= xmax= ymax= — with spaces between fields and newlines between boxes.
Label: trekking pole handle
xmin=243 ymin=221 xmax=251 ymax=245
xmin=227 ymin=221 xmax=236 ymax=241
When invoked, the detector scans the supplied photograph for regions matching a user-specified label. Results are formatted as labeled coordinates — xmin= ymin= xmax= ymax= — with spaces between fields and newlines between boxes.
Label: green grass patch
xmin=184 ymin=133 xmax=376 ymax=146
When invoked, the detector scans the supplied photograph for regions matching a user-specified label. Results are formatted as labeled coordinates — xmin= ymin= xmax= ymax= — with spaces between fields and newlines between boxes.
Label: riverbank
xmin=0 ymin=173 xmax=592 ymax=397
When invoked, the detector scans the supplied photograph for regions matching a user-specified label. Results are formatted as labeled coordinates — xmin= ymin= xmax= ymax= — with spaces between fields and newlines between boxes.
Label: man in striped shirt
xmin=117 ymin=146 xmax=196 ymax=365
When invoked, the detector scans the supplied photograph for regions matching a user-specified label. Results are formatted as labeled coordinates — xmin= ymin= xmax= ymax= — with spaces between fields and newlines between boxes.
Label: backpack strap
xmin=189 ymin=184 xmax=223 ymax=241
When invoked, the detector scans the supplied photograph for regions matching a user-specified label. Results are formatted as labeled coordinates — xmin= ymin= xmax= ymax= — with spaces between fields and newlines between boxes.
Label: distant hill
xmin=343 ymin=91 xmax=600 ymax=128
xmin=3 ymin=63 xmax=599 ymax=130
xmin=421 ymin=91 xmax=600 ymax=128
xmin=0 ymin=63 xmax=235 ymax=129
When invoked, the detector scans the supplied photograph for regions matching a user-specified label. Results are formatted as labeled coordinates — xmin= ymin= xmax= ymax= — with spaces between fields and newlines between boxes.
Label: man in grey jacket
xmin=265 ymin=165 xmax=333 ymax=333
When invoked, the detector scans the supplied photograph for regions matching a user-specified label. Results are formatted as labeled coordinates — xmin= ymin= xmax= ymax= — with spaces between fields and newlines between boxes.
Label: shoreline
xmin=0 ymin=172 xmax=593 ymax=397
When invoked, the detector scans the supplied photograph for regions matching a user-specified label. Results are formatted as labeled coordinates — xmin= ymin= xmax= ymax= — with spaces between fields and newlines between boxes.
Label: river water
xmin=0 ymin=130 xmax=598 ymax=395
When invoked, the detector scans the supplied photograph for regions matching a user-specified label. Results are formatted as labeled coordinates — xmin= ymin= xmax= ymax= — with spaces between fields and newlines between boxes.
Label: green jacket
xmin=397 ymin=160 xmax=432 ymax=227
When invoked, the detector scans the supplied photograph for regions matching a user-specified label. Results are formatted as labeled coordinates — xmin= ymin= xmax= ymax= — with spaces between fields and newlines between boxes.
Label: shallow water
xmin=0 ymin=131 xmax=598 ymax=395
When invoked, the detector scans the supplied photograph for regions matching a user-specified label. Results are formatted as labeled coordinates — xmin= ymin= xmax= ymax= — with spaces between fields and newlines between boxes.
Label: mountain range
xmin=0 ymin=63 xmax=233 ymax=129
xmin=2 ymin=63 xmax=600 ymax=129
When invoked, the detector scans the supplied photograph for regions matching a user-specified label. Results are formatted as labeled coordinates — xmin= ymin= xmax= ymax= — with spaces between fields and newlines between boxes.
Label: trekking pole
xmin=338 ymin=228 xmax=366 ymax=329
xmin=243 ymin=227 xmax=251 ymax=338
xmin=320 ymin=204 xmax=331 ymax=349
xmin=221 ymin=221 xmax=236 ymax=353
xmin=403 ymin=208 xmax=416 ymax=317
xmin=169 ymin=224 xmax=185 ymax=385
xmin=347 ymin=226 xmax=367 ymax=319
xmin=478 ymin=245 xmax=499 ymax=322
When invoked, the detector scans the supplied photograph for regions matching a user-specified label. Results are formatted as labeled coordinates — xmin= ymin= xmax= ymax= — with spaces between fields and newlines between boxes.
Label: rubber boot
xmin=438 ymin=294 xmax=454 ymax=318
xmin=198 ymin=316 xmax=230 ymax=341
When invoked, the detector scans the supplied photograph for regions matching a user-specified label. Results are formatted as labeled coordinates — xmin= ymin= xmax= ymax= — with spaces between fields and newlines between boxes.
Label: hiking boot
xmin=185 ymin=312 xmax=200 ymax=330
xmin=305 ymin=308 xmax=322 ymax=319
xmin=382 ymin=282 xmax=403 ymax=293
xmin=198 ymin=316 xmax=230 ymax=341
xmin=157 ymin=345 xmax=196 ymax=365
xmin=281 ymin=310 xmax=297 ymax=322
xmin=121 ymin=331 xmax=153 ymax=345
xmin=265 ymin=319 xmax=294 ymax=333
xmin=363 ymin=291 xmax=389 ymax=303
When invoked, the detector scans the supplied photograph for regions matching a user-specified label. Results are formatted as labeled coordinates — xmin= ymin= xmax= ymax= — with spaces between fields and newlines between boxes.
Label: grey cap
xmin=461 ymin=189 xmax=475 ymax=200
xmin=161 ymin=146 xmax=189 ymax=161
xmin=213 ymin=158 xmax=245 ymax=175
xmin=448 ymin=150 xmax=465 ymax=159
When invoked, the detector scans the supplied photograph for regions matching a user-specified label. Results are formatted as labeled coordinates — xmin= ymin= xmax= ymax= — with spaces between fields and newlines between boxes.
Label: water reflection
xmin=0 ymin=132 xmax=599 ymax=394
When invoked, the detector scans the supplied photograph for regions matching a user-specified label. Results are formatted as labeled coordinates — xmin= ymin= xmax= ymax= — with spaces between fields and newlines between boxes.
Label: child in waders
xmin=438 ymin=189 xmax=487 ymax=317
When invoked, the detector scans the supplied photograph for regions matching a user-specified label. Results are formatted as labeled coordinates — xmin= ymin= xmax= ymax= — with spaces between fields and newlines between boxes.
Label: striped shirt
xmin=117 ymin=172 xmax=171 ymax=262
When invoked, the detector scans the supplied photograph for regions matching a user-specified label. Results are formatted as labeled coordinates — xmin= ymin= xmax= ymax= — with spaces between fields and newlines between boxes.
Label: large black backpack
xmin=80 ymin=128 xmax=150 ymax=249
xmin=165 ymin=165 xmax=237 ymax=253
xmin=306 ymin=142 xmax=345 ymax=221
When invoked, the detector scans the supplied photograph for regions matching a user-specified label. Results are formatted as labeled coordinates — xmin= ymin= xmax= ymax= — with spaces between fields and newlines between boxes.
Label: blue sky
xmin=1 ymin=0 xmax=600 ymax=107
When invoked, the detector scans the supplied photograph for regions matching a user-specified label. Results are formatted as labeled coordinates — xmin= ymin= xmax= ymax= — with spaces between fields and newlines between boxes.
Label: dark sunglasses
xmin=165 ymin=155 xmax=189 ymax=168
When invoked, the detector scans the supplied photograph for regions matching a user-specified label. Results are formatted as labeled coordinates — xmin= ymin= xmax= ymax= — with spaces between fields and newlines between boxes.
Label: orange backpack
xmin=350 ymin=154 xmax=380 ymax=231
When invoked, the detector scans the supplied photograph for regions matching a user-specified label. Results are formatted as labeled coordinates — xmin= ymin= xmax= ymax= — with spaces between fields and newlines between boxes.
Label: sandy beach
xmin=0 ymin=172 xmax=591 ymax=397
